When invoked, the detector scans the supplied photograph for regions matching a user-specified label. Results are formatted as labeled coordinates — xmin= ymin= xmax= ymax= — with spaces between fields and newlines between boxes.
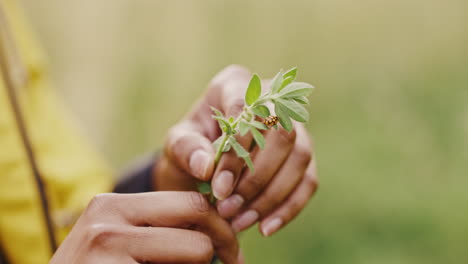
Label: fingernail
xmin=213 ymin=170 xmax=234 ymax=200
xmin=232 ymin=210 xmax=258 ymax=233
xmin=189 ymin=150 xmax=210 ymax=180
xmin=217 ymin=194 xmax=244 ymax=218
xmin=237 ymin=250 xmax=245 ymax=264
xmin=261 ymin=218 xmax=283 ymax=237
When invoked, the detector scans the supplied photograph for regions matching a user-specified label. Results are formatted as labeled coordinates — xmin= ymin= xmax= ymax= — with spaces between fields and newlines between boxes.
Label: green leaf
xmin=229 ymin=117 xmax=234 ymax=123
xmin=243 ymin=155 xmax=255 ymax=172
xmin=245 ymin=74 xmax=261 ymax=106
xmin=251 ymin=120 xmax=268 ymax=130
xmin=279 ymin=76 xmax=294 ymax=91
xmin=279 ymin=82 xmax=314 ymax=98
xmin=239 ymin=121 xmax=250 ymax=136
xmin=294 ymin=96 xmax=309 ymax=105
xmin=210 ymin=106 xmax=224 ymax=117
xmin=229 ymin=137 xmax=254 ymax=171
xmin=270 ymin=71 xmax=284 ymax=93
xmin=252 ymin=105 xmax=270 ymax=118
xmin=250 ymin=127 xmax=265 ymax=149
xmin=229 ymin=137 xmax=249 ymax=157
xmin=197 ymin=182 xmax=212 ymax=194
xmin=222 ymin=141 xmax=231 ymax=152
xmin=276 ymin=98 xmax=309 ymax=122
xmin=212 ymin=115 xmax=231 ymax=130
xmin=283 ymin=67 xmax=297 ymax=81
xmin=275 ymin=103 xmax=293 ymax=132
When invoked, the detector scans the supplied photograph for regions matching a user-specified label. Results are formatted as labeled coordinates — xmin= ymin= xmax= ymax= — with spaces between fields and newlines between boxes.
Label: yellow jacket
xmin=0 ymin=1 xmax=113 ymax=263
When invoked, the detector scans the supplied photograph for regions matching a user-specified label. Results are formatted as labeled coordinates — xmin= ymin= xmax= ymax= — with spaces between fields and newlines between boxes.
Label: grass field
xmin=24 ymin=0 xmax=468 ymax=263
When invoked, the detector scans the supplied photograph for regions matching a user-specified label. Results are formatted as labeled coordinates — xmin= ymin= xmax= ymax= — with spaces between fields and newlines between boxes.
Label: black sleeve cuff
xmin=113 ymin=154 xmax=157 ymax=193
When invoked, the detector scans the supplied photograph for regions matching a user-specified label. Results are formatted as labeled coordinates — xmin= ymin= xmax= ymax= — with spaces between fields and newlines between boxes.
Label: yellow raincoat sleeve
xmin=0 ymin=1 xmax=113 ymax=263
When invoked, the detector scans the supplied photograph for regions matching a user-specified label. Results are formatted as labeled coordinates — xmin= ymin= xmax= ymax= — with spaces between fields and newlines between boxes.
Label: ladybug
xmin=263 ymin=115 xmax=279 ymax=127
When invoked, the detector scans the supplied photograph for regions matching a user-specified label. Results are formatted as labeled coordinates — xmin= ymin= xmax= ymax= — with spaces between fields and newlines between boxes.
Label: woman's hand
xmin=155 ymin=65 xmax=318 ymax=236
xmin=50 ymin=192 xmax=240 ymax=264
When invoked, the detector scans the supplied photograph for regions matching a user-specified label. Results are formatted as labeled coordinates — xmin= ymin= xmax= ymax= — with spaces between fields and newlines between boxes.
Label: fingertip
xmin=232 ymin=210 xmax=259 ymax=233
xmin=213 ymin=170 xmax=235 ymax=200
xmin=217 ymin=194 xmax=244 ymax=219
xmin=260 ymin=218 xmax=283 ymax=237
xmin=189 ymin=149 xmax=214 ymax=180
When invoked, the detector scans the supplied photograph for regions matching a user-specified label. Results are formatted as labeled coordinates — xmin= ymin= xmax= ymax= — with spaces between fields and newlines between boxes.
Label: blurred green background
xmin=22 ymin=0 xmax=468 ymax=263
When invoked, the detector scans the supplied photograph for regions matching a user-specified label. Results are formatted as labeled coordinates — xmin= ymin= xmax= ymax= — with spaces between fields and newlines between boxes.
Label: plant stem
xmin=214 ymin=95 xmax=272 ymax=160
xmin=208 ymin=94 xmax=272 ymax=203
xmin=214 ymin=134 xmax=229 ymax=164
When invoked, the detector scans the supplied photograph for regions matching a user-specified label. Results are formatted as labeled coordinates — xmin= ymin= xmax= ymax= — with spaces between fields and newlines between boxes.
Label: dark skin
xmin=156 ymin=65 xmax=318 ymax=235
xmin=51 ymin=65 xmax=318 ymax=263
xmin=50 ymin=192 xmax=240 ymax=264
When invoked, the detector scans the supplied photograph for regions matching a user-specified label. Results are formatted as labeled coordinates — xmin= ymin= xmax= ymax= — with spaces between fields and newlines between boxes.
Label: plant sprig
xmin=198 ymin=67 xmax=315 ymax=201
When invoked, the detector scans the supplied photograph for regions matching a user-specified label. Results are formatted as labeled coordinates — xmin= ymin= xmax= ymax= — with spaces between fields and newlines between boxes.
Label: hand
xmin=155 ymin=65 xmax=318 ymax=236
xmin=219 ymin=122 xmax=318 ymax=236
xmin=50 ymin=192 xmax=240 ymax=264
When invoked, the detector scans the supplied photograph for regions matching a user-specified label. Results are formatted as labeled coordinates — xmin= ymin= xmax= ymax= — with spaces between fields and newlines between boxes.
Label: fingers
xmin=217 ymin=127 xmax=296 ymax=218
xmin=211 ymin=132 xmax=253 ymax=200
xmin=123 ymin=226 xmax=215 ymax=264
xmin=209 ymin=66 xmax=255 ymax=200
xmin=102 ymin=192 xmax=239 ymax=264
xmin=164 ymin=121 xmax=215 ymax=181
xmin=231 ymin=139 xmax=310 ymax=232
xmin=260 ymin=158 xmax=318 ymax=237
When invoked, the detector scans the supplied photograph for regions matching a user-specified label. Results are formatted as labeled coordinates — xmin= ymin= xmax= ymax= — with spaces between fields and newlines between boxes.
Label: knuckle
xmin=289 ymin=199 xmax=305 ymax=218
xmin=190 ymin=233 xmax=214 ymax=262
xmin=86 ymin=193 xmax=117 ymax=216
xmin=262 ymin=191 xmax=283 ymax=209
xmin=85 ymin=223 xmax=120 ymax=248
xmin=293 ymin=146 xmax=312 ymax=166
xmin=290 ymin=191 xmax=310 ymax=217
xmin=210 ymin=65 xmax=250 ymax=90
xmin=222 ymin=64 xmax=250 ymax=78
xmin=243 ymin=176 xmax=267 ymax=198
xmin=277 ymin=127 xmax=297 ymax=145
xmin=305 ymin=175 xmax=319 ymax=195
xmin=186 ymin=192 xmax=211 ymax=216
xmin=166 ymin=123 xmax=190 ymax=148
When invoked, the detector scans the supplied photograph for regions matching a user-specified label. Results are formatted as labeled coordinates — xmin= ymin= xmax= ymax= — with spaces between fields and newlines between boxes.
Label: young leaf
xmin=279 ymin=76 xmax=294 ymax=91
xmin=222 ymin=140 xmax=231 ymax=152
xmin=243 ymin=155 xmax=254 ymax=172
xmin=229 ymin=137 xmax=249 ymax=157
xmin=212 ymin=115 xmax=231 ymax=131
xmin=229 ymin=137 xmax=255 ymax=172
xmin=210 ymin=106 xmax=224 ymax=117
xmin=229 ymin=117 xmax=234 ymax=123
xmin=250 ymin=127 xmax=265 ymax=149
xmin=279 ymin=82 xmax=314 ymax=98
xmin=197 ymin=182 xmax=212 ymax=194
xmin=245 ymin=74 xmax=261 ymax=106
xmin=270 ymin=71 xmax=284 ymax=93
xmin=294 ymin=96 xmax=309 ymax=105
xmin=252 ymin=105 xmax=271 ymax=118
xmin=251 ymin=120 xmax=268 ymax=130
xmin=283 ymin=67 xmax=297 ymax=81
xmin=239 ymin=121 xmax=250 ymax=136
xmin=276 ymin=98 xmax=309 ymax=122
xmin=275 ymin=103 xmax=293 ymax=132
xmin=212 ymin=136 xmax=223 ymax=150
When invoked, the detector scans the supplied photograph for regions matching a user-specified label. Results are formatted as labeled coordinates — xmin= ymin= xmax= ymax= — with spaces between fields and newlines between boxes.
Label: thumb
xmin=164 ymin=121 xmax=215 ymax=181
